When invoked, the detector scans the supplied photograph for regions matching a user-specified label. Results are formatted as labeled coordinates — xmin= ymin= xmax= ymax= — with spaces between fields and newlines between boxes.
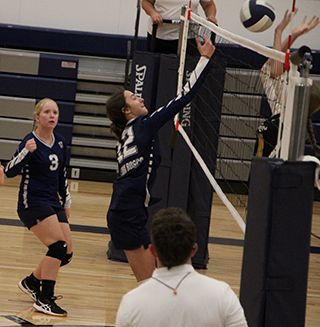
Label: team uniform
xmin=255 ymin=61 xmax=286 ymax=157
xmin=5 ymin=130 xmax=71 ymax=228
xmin=107 ymin=56 xmax=213 ymax=250
xmin=260 ymin=60 xmax=285 ymax=116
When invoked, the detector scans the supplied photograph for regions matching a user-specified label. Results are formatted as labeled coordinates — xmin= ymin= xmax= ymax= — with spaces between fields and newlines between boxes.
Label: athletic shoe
xmin=18 ymin=277 xmax=40 ymax=302
xmin=33 ymin=296 xmax=67 ymax=317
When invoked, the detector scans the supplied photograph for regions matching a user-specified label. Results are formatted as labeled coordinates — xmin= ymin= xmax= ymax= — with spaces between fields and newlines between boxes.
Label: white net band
xmin=190 ymin=12 xmax=286 ymax=64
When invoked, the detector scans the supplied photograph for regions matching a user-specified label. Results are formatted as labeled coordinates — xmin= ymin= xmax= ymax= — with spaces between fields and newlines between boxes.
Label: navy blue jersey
xmin=5 ymin=131 xmax=71 ymax=211
xmin=110 ymin=57 xmax=213 ymax=210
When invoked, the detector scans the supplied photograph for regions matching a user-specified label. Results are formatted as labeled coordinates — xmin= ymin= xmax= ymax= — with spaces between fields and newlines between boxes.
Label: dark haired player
xmin=105 ymin=36 xmax=215 ymax=283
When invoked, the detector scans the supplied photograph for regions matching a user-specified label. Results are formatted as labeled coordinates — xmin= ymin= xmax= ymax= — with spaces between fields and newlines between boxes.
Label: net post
xmin=175 ymin=5 xmax=191 ymax=130
xmin=280 ymin=46 xmax=313 ymax=160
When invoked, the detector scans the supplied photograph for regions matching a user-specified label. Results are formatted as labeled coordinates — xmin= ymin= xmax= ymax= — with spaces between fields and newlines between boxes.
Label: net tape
xmin=190 ymin=12 xmax=285 ymax=63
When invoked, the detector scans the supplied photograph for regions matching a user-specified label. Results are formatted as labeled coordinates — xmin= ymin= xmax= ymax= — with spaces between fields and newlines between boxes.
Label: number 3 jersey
xmin=109 ymin=56 xmax=213 ymax=211
xmin=5 ymin=131 xmax=71 ymax=211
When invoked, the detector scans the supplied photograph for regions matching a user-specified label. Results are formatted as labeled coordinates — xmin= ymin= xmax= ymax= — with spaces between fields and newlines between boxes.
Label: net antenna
xmin=274 ymin=0 xmax=295 ymax=158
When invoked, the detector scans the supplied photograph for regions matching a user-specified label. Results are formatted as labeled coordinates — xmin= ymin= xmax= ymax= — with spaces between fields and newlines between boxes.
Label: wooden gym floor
xmin=0 ymin=176 xmax=319 ymax=326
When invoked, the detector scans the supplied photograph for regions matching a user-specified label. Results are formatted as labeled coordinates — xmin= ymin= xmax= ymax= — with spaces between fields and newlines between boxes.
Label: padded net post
xmin=240 ymin=157 xmax=315 ymax=326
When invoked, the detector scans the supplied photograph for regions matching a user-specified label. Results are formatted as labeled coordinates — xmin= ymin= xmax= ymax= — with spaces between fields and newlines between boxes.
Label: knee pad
xmin=60 ymin=252 xmax=73 ymax=267
xmin=46 ymin=240 xmax=67 ymax=261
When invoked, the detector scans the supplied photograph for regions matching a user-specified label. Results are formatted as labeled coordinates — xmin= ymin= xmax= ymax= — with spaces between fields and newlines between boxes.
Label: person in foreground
xmin=116 ymin=207 xmax=248 ymax=327
xmin=5 ymin=98 xmax=72 ymax=317
xmin=106 ymin=36 xmax=215 ymax=283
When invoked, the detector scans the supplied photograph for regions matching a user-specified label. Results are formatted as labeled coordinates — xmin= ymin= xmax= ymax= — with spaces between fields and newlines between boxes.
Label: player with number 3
xmin=5 ymin=98 xmax=72 ymax=317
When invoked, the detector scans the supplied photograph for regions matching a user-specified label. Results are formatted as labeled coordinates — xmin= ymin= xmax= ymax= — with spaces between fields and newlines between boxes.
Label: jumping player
xmin=5 ymin=98 xmax=72 ymax=316
xmin=256 ymin=9 xmax=320 ymax=157
xmin=105 ymin=36 xmax=215 ymax=282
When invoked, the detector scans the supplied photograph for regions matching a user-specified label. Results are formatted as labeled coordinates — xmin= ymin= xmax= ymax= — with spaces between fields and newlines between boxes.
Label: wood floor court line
xmin=1 ymin=217 xmax=319 ymax=252
xmin=0 ymin=217 xmax=247 ymax=247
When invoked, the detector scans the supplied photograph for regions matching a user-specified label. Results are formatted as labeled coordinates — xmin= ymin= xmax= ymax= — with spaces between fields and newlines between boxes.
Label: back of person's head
xmin=307 ymin=83 xmax=320 ymax=156
xmin=151 ymin=207 xmax=196 ymax=269
xmin=106 ymin=90 xmax=128 ymax=139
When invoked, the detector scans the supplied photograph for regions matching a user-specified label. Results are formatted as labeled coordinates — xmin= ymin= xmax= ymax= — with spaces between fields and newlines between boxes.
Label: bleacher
xmin=0 ymin=23 xmax=319 ymax=184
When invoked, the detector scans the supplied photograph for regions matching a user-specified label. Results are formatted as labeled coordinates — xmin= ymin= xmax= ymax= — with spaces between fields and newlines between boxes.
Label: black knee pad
xmin=60 ymin=252 xmax=73 ymax=267
xmin=46 ymin=240 xmax=67 ymax=261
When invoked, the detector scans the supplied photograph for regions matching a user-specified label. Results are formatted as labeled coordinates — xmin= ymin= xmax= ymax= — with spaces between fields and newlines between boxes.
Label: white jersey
xmin=260 ymin=60 xmax=286 ymax=116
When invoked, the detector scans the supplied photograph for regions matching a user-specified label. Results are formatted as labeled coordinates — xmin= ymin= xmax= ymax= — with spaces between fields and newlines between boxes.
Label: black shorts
xmin=107 ymin=207 xmax=151 ymax=251
xmin=18 ymin=206 xmax=68 ymax=229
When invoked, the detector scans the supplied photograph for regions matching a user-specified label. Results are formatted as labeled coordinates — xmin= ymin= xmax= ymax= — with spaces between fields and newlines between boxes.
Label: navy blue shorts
xmin=107 ymin=207 xmax=151 ymax=251
xmin=18 ymin=206 xmax=68 ymax=229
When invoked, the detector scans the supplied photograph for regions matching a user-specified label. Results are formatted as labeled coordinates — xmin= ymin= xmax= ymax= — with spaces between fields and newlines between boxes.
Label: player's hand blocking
xmin=196 ymin=35 xmax=215 ymax=59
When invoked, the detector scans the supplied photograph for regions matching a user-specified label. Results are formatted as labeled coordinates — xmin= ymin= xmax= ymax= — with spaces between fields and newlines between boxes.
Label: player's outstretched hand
xmin=276 ymin=9 xmax=295 ymax=34
xmin=196 ymin=35 xmax=215 ymax=59
xmin=292 ymin=15 xmax=319 ymax=39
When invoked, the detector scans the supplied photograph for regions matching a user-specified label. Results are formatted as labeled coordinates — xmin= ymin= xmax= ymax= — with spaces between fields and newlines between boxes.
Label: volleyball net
xmin=175 ymin=8 xmax=314 ymax=233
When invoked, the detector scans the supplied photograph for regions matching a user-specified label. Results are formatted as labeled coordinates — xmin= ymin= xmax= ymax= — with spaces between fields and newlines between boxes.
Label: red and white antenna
xmin=284 ymin=0 xmax=297 ymax=71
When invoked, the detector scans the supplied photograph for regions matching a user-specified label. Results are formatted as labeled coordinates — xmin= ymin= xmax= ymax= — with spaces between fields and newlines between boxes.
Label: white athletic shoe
xmin=33 ymin=296 xmax=67 ymax=317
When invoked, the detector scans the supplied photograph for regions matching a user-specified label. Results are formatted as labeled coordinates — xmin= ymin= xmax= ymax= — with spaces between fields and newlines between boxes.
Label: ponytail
xmin=307 ymin=117 xmax=320 ymax=156
xmin=106 ymin=91 xmax=128 ymax=139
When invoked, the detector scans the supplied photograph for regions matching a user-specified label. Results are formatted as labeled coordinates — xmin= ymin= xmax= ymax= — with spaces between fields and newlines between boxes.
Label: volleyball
xmin=240 ymin=0 xmax=276 ymax=33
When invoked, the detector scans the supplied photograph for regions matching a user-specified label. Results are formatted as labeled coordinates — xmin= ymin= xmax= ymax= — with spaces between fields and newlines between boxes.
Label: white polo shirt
xmin=116 ymin=264 xmax=248 ymax=327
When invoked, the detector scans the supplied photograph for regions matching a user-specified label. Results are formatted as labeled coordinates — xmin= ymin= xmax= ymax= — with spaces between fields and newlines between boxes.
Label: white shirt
xmin=116 ymin=264 xmax=248 ymax=327
xmin=147 ymin=0 xmax=211 ymax=40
